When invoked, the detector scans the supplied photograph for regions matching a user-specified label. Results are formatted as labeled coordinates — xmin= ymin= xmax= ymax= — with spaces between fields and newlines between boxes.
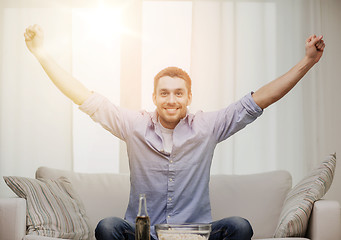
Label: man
xmin=24 ymin=24 xmax=325 ymax=240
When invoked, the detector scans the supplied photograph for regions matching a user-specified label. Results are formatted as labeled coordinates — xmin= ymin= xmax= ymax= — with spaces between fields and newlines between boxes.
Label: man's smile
xmin=164 ymin=107 xmax=179 ymax=114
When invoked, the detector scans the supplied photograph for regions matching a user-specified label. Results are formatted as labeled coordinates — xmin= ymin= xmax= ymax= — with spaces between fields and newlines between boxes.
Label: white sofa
xmin=0 ymin=167 xmax=340 ymax=240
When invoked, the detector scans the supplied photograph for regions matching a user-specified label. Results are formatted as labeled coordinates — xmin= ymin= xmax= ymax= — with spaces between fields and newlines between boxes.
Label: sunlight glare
xmin=73 ymin=6 xmax=123 ymax=49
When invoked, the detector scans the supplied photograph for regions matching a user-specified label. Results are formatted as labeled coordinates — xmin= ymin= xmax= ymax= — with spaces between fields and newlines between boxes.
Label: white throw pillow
xmin=274 ymin=153 xmax=336 ymax=237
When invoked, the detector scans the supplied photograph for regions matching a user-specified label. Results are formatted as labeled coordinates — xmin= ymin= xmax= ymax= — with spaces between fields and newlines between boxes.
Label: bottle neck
xmin=137 ymin=194 xmax=148 ymax=217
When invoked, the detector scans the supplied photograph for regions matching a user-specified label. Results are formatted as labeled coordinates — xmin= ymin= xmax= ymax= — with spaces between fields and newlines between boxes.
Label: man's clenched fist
xmin=24 ymin=24 xmax=44 ymax=55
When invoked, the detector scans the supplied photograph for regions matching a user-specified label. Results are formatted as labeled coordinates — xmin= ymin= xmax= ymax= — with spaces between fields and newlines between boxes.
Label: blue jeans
xmin=95 ymin=216 xmax=253 ymax=240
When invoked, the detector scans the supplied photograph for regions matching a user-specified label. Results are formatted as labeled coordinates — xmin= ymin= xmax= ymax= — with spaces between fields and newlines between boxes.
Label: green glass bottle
xmin=135 ymin=194 xmax=150 ymax=240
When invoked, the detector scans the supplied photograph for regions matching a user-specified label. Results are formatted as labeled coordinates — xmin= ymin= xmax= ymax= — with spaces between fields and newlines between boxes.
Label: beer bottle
xmin=135 ymin=194 xmax=150 ymax=240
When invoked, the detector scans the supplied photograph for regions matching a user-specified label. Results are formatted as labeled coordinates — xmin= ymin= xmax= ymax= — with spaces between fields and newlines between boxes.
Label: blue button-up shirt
xmin=80 ymin=92 xmax=263 ymax=238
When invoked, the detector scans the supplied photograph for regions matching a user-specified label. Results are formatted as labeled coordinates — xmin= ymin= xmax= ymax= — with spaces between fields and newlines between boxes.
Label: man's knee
xmin=95 ymin=217 xmax=129 ymax=240
xmin=96 ymin=217 xmax=121 ymax=231
xmin=226 ymin=216 xmax=253 ymax=239
xmin=217 ymin=216 xmax=253 ymax=239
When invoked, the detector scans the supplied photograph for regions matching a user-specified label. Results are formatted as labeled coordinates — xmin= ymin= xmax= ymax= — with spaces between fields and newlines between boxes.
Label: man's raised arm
xmin=252 ymin=34 xmax=325 ymax=109
xmin=24 ymin=24 xmax=92 ymax=105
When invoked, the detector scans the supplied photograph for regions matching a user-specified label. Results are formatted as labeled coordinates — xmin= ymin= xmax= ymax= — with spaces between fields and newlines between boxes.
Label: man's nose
xmin=167 ymin=93 xmax=176 ymax=104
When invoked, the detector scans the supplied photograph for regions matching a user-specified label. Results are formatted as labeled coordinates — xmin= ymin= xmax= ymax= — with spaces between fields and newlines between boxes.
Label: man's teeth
xmin=166 ymin=108 xmax=177 ymax=113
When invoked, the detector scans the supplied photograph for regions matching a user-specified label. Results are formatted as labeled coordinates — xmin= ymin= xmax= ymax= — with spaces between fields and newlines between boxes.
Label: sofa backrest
xmin=36 ymin=167 xmax=130 ymax=233
xmin=210 ymin=170 xmax=292 ymax=239
xmin=36 ymin=167 xmax=292 ymax=239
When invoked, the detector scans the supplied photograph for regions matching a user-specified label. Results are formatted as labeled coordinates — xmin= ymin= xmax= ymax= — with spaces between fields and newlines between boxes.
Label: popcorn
xmin=155 ymin=224 xmax=211 ymax=240
xmin=158 ymin=233 xmax=207 ymax=240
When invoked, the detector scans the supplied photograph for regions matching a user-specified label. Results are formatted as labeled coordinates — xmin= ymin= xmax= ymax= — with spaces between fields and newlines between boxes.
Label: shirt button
xmin=168 ymin=198 xmax=172 ymax=201
xmin=167 ymin=215 xmax=171 ymax=218
xmin=169 ymin=178 xmax=173 ymax=182
xmin=170 ymin=160 xmax=173 ymax=163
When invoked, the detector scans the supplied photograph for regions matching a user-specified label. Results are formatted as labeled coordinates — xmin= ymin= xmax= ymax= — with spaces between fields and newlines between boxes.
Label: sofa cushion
xmin=3 ymin=176 xmax=92 ymax=239
xmin=35 ymin=167 xmax=130 ymax=234
xmin=210 ymin=170 xmax=292 ymax=239
xmin=273 ymin=153 xmax=336 ymax=238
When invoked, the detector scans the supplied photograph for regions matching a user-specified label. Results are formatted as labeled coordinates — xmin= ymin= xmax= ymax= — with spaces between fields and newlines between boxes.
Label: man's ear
xmin=187 ymin=92 xmax=192 ymax=106
xmin=152 ymin=92 xmax=157 ymax=106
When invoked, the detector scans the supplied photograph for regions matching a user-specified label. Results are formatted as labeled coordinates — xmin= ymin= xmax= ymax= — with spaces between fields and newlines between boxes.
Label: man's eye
xmin=176 ymin=92 xmax=183 ymax=97
xmin=160 ymin=92 xmax=168 ymax=96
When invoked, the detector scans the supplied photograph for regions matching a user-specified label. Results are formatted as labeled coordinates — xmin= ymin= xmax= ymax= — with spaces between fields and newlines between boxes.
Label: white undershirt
xmin=158 ymin=119 xmax=174 ymax=154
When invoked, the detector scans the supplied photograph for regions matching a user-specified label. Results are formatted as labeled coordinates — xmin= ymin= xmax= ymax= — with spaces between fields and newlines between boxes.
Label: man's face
xmin=153 ymin=76 xmax=192 ymax=129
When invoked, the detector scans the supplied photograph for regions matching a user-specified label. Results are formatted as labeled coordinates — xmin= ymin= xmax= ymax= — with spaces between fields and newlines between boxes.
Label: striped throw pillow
xmin=274 ymin=153 xmax=336 ymax=237
xmin=4 ymin=176 xmax=92 ymax=239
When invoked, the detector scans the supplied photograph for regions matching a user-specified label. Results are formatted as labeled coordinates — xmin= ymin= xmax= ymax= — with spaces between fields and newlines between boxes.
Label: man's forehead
xmin=156 ymin=76 xmax=187 ymax=89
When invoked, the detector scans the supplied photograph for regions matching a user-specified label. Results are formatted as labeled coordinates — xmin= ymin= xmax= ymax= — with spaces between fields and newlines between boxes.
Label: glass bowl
xmin=155 ymin=224 xmax=211 ymax=240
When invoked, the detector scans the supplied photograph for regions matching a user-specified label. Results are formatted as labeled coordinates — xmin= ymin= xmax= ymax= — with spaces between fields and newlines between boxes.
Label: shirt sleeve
xmin=213 ymin=92 xmax=263 ymax=143
xmin=79 ymin=92 xmax=138 ymax=141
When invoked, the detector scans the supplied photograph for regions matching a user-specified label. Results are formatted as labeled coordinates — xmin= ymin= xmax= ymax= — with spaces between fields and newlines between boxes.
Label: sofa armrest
xmin=0 ymin=198 xmax=26 ymax=240
xmin=306 ymin=199 xmax=341 ymax=240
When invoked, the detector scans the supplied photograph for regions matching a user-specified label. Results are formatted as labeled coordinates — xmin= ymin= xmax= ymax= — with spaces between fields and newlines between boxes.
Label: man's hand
xmin=305 ymin=35 xmax=325 ymax=64
xmin=24 ymin=24 xmax=44 ymax=56
xmin=23 ymin=24 xmax=92 ymax=105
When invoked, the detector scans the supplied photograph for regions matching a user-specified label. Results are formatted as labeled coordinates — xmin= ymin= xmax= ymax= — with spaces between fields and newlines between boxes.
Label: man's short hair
xmin=154 ymin=67 xmax=192 ymax=94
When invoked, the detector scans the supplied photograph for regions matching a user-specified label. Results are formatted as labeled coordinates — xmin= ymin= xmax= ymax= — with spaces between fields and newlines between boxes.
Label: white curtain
xmin=189 ymin=0 xmax=324 ymax=179
xmin=0 ymin=0 xmax=337 ymax=198
xmin=0 ymin=7 xmax=74 ymax=197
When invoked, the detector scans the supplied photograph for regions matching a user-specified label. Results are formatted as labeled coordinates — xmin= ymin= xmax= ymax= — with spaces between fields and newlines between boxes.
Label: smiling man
xmin=24 ymin=24 xmax=325 ymax=240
